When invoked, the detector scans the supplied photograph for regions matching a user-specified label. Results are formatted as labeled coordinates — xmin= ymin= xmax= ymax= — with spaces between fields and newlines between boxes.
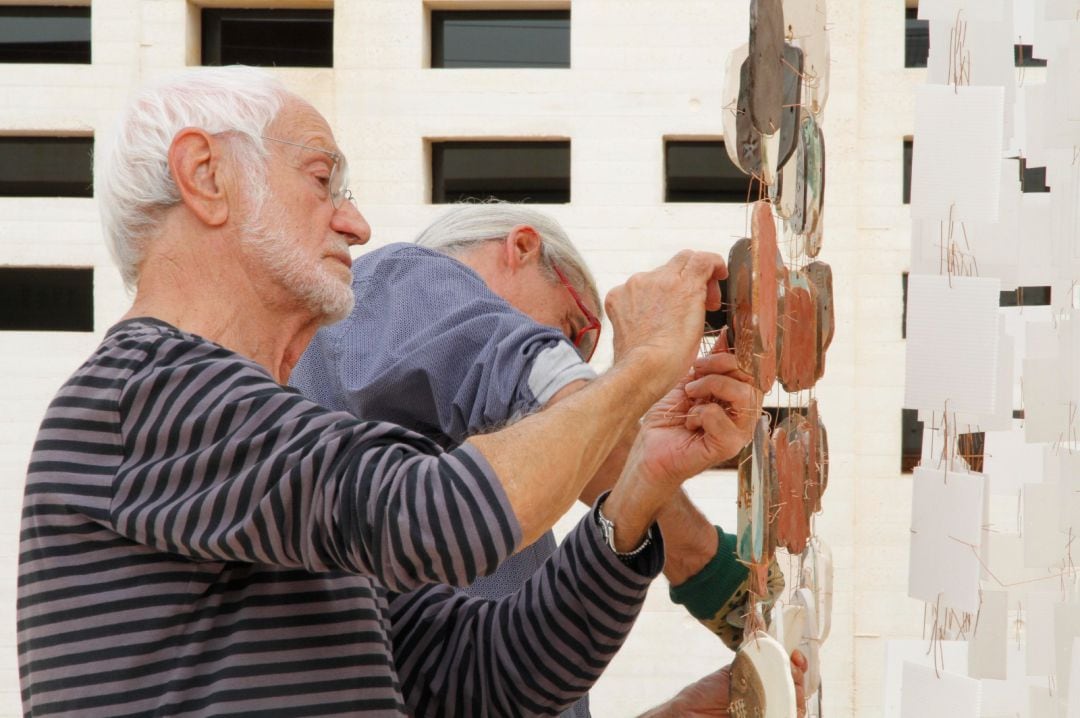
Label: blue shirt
xmin=290 ymin=243 xmax=597 ymax=717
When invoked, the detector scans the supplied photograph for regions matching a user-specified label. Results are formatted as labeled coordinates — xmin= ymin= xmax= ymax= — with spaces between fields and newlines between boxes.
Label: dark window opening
xmin=0 ymin=136 xmax=93 ymax=197
xmin=905 ymin=8 xmax=929 ymax=68
xmin=665 ymin=140 xmax=762 ymax=203
xmin=1019 ymin=159 xmax=1050 ymax=193
xmin=1013 ymin=409 xmax=1025 ymax=420
xmin=1014 ymin=44 xmax=1047 ymax=67
xmin=903 ymin=139 xmax=913 ymax=204
xmin=202 ymin=9 xmax=333 ymax=67
xmin=705 ymin=277 xmax=730 ymax=333
xmin=431 ymin=10 xmax=570 ymax=68
xmin=432 ymin=141 xmax=570 ymax=204
xmin=902 ymin=408 xmax=923 ymax=473
xmin=999 ymin=286 xmax=1051 ymax=307
xmin=958 ymin=432 xmax=985 ymax=473
xmin=0 ymin=6 xmax=90 ymax=64
xmin=0 ymin=267 xmax=93 ymax=331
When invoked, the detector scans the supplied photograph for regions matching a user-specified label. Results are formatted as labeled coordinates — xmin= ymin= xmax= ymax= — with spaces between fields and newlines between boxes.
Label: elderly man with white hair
xmin=291 ymin=203 xmax=783 ymax=717
xmin=18 ymin=66 xmax=769 ymax=717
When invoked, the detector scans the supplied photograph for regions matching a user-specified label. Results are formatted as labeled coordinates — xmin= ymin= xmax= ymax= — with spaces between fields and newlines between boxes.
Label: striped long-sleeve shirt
xmin=18 ymin=318 xmax=662 ymax=717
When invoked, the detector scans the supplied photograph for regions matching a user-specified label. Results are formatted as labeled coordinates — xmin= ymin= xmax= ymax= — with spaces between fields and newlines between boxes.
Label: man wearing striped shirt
xmin=290 ymin=204 xmax=781 ymax=716
xmin=19 ymin=67 xmax=760 ymax=717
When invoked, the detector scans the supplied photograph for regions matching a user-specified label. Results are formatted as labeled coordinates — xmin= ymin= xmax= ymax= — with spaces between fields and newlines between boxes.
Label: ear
xmin=503 ymin=225 xmax=542 ymax=271
xmin=168 ymin=127 xmax=231 ymax=228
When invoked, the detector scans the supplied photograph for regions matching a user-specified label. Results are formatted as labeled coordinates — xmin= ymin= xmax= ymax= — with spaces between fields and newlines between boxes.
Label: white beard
xmin=240 ymin=198 xmax=355 ymax=325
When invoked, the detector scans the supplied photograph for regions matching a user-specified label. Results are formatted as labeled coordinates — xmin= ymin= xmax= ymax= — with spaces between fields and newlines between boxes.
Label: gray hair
xmin=98 ymin=66 xmax=289 ymax=289
xmin=414 ymin=202 xmax=603 ymax=320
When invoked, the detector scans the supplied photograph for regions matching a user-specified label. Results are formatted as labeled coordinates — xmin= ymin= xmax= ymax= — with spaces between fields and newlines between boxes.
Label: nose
xmin=332 ymin=199 xmax=372 ymax=246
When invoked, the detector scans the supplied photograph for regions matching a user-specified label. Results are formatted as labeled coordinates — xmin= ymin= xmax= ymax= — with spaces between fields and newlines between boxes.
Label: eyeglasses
xmin=260 ymin=135 xmax=354 ymax=208
xmin=552 ymin=264 xmax=602 ymax=362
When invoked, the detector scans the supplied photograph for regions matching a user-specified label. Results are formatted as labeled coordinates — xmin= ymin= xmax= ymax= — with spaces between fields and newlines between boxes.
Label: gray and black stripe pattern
xmin=18 ymin=319 xmax=661 ymax=717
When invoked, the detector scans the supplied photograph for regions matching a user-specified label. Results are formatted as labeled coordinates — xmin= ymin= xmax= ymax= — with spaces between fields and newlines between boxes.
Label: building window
xmin=201 ymin=9 xmax=333 ymax=67
xmin=901 ymin=408 xmax=923 ymax=473
xmin=903 ymin=139 xmax=913 ymax=204
xmin=957 ymin=432 xmax=985 ymax=473
xmin=905 ymin=8 xmax=929 ymax=68
xmin=1000 ymin=286 xmax=1051 ymax=307
xmin=0 ymin=267 xmax=93 ymax=332
xmin=430 ymin=10 xmax=570 ymax=68
xmin=1019 ymin=159 xmax=1050 ymax=193
xmin=1014 ymin=44 xmax=1047 ymax=67
xmin=0 ymin=137 xmax=93 ymax=197
xmin=0 ymin=6 xmax=90 ymax=64
xmin=665 ymin=140 xmax=761 ymax=203
xmin=431 ymin=141 xmax=570 ymax=204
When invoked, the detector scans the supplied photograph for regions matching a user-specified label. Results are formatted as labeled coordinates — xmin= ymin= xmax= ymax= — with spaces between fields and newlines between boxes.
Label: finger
xmin=790 ymin=649 xmax=808 ymax=672
xmin=693 ymin=351 xmax=744 ymax=379
xmin=684 ymin=373 xmax=758 ymax=409
xmin=716 ymin=326 xmax=732 ymax=354
xmin=686 ymin=403 xmax=738 ymax=436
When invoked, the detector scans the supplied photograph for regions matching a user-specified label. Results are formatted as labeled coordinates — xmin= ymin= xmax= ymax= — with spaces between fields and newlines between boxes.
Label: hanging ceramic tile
xmin=748 ymin=0 xmax=785 ymax=135
xmin=724 ymin=43 xmax=751 ymax=173
xmin=772 ymin=412 xmax=811 ymax=553
xmin=805 ymin=261 xmax=834 ymax=380
xmin=777 ymin=43 xmax=804 ymax=170
xmin=731 ymin=631 xmax=798 ymax=718
xmin=777 ymin=269 xmax=819 ymax=392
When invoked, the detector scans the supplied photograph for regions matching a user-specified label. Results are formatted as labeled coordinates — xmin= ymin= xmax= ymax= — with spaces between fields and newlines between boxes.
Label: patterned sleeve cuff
xmin=669 ymin=528 xmax=785 ymax=651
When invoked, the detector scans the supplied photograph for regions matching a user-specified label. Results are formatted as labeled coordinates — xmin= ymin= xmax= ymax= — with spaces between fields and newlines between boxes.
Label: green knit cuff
xmin=668 ymin=526 xmax=749 ymax=621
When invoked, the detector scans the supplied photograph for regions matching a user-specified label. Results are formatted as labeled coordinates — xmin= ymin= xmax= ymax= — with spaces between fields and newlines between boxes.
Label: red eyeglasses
xmin=552 ymin=265 xmax=602 ymax=362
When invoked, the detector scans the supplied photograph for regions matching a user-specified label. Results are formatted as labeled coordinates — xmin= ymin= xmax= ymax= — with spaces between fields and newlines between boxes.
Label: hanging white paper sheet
xmin=1022 ymin=357 xmax=1074 ymax=444
xmin=1025 ymin=483 xmax=1065 ymax=568
xmin=1056 ymin=603 xmax=1080 ymax=701
xmin=904 ymin=274 xmax=1001 ymax=415
xmin=955 ymin=327 xmax=1013 ymax=431
xmin=984 ymin=532 xmax=1056 ymax=603
xmin=1016 ymin=194 xmax=1055 ymax=286
xmin=909 ymin=467 xmax=986 ymax=613
xmin=984 ymin=428 xmax=1045 ymax=495
xmin=884 ymin=640 xmax=969 ymax=718
xmin=918 ymin=0 xmax=1005 ymax=21
xmin=1060 ymin=470 xmax=1080 ymax=532
xmin=1026 ymin=591 xmax=1057 ymax=675
xmin=1070 ymin=637 xmax=1080 ymax=718
xmin=925 ymin=19 xmax=1015 ymax=148
xmin=1013 ymin=0 xmax=1035 ymax=42
xmin=911 ymin=85 xmax=1004 ymax=223
xmin=1043 ymin=63 xmax=1080 ymax=150
xmin=900 ymin=662 xmax=981 ymax=718
xmin=981 ymin=642 xmax=1032 ymax=718
xmin=970 ymin=589 xmax=1008 ymax=679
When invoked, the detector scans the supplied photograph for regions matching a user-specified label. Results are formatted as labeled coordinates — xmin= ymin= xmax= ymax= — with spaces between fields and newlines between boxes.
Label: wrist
xmin=603 ymin=472 xmax=672 ymax=553
xmin=658 ymin=498 xmax=721 ymax=585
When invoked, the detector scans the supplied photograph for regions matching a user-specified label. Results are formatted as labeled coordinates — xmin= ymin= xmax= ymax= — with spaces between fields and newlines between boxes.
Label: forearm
xmin=390 ymin=509 xmax=664 ymax=717
xmin=467 ymin=353 xmax=669 ymax=547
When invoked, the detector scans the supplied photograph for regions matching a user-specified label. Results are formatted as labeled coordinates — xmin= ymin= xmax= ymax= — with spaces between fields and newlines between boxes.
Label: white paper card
xmin=900 ymin=662 xmax=981 ymax=718
xmin=1056 ymin=603 xmax=1080 ymax=699
xmin=970 ymin=590 xmax=1008 ymax=679
xmin=1024 ymin=484 xmax=1064 ymax=568
xmin=884 ymin=640 xmax=969 ymax=718
xmin=904 ymin=274 xmax=1001 ymax=415
xmin=1069 ymin=637 xmax=1080 ymax=718
xmin=918 ymin=0 xmax=1004 ymax=21
xmin=1022 ymin=357 xmax=1073 ymax=444
xmin=983 ymin=427 xmax=1044 ymax=494
xmin=984 ymin=532 xmax=1054 ymax=603
xmin=1025 ymin=592 xmax=1057 ymax=675
xmin=909 ymin=467 xmax=986 ymax=613
xmin=911 ymin=85 xmax=1004 ymax=223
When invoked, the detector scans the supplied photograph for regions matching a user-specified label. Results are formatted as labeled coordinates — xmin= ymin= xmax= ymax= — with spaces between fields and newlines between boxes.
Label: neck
xmin=124 ymin=225 xmax=323 ymax=384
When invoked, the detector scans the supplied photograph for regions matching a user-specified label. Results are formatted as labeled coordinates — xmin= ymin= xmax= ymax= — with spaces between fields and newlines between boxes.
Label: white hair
xmin=98 ymin=66 xmax=289 ymax=289
xmin=414 ymin=202 xmax=603 ymax=320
